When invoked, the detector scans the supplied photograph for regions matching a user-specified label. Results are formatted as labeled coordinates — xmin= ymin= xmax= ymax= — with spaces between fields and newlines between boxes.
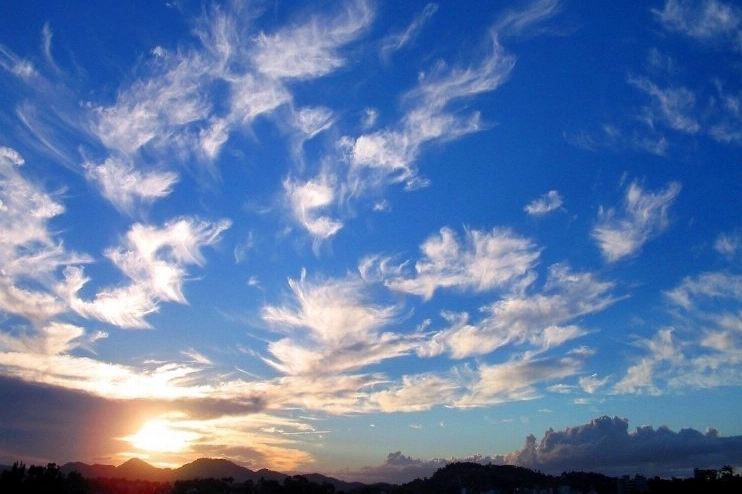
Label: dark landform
xmin=1 ymin=458 xmax=740 ymax=493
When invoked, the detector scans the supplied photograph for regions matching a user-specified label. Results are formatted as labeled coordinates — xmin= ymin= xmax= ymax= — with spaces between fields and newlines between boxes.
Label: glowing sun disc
xmin=128 ymin=420 xmax=196 ymax=453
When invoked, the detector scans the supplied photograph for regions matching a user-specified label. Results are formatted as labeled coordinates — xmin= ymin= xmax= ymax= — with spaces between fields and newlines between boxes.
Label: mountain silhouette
xmin=59 ymin=457 xmax=361 ymax=491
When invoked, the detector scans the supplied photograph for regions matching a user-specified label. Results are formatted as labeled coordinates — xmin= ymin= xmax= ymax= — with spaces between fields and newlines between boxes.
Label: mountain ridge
xmin=58 ymin=457 xmax=363 ymax=491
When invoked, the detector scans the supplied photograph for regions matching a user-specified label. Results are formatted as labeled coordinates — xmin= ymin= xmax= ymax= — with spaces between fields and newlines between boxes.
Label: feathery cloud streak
xmin=593 ymin=180 xmax=681 ymax=262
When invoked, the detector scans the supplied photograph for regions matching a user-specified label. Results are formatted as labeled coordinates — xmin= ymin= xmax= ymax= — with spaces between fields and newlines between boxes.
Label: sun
xmin=126 ymin=419 xmax=198 ymax=453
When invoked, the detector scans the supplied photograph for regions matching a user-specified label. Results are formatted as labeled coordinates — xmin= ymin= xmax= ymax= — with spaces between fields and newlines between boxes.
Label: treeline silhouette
xmin=2 ymin=460 xmax=742 ymax=494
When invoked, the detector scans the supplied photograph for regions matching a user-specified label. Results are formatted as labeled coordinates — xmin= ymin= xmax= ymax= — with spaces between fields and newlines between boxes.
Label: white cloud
xmin=344 ymin=31 xmax=516 ymax=192
xmin=714 ymin=230 xmax=741 ymax=258
xmin=90 ymin=0 xmax=371 ymax=172
xmin=664 ymin=271 xmax=742 ymax=309
xmin=493 ymin=0 xmax=563 ymax=38
xmin=84 ymin=157 xmax=179 ymax=213
xmin=363 ymin=226 xmax=540 ymax=300
xmin=261 ymin=272 xmax=417 ymax=376
xmin=457 ymin=353 xmax=585 ymax=407
xmin=578 ymin=373 xmax=610 ymax=394
xmin=653 ymin=0 xmax=742 ymax=45
xmin=0 ymin=45 xmax=38 ymax=80
xmin=93 ymin=54 xmax=212 ymax=158
xmin=380 ymin=3 xmax=438 ymax=57
xmin=419 ymin=264 xmax=615 ymax=359
xmin=60 ymin=217 xmax=230 ymax=328
xmin=59 ymin=267 xmax=160 ymax=329
xmin=0 ymin=321 xmax=83 ymax=356
xmin=370 ymin=372 xmax=461 ymax=413
xmin=629 ymin=76 xmax=700 ymax=134
xmin=286 ymin=16 xmax=521 ymax=239
xmin=283 ymin=176 xmax=343 ymax=246
xmin=592 ymin=180 xmax=681 ymax=262
xmin=616 ymin=271 xmax=742 ymax=394
xmin=524 ymin=190 xmax=563 ymax=215
xmin=0 ymin=147 xmax=91 ymax=325
xmin=293 ymin=106 xmax=334 ymax=139
xmin=251 ymin=0 xmax=374 ymax=79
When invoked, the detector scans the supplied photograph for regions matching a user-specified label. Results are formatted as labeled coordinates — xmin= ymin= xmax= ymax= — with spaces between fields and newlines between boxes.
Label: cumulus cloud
xmin=592 ymin=180 xmax=681 ymax=262
xmin=524 ymin=190 xmax=563 ymax=215
xmin=344 ymin=416 xmax=742 ymax=482
xmin=504 ymin=416 xmax=742 ymax=477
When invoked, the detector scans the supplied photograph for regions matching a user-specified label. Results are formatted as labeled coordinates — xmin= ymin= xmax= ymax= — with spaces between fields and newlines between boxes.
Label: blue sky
xmin=1 ymin=0 xmax=742 ymax=482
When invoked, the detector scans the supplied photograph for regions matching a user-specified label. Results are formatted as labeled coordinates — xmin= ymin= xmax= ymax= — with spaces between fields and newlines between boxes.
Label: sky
xmin=1 ymin=0 xmax=742 ymax=483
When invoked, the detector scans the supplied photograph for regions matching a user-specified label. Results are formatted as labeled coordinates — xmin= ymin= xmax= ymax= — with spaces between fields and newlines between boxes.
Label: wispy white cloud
xmin=524 ymin=190 xmax=563 ymax=215
xmin=261 ymin=271 xmax=417 ymax=376
xmin=361 ymin=227 xmax=540 ymax=300
xmin=344 ymin=31 xmax=516 ymax=191
xmin=84 ymin=157 xmax=179 ymax=213
xmin=564 ymin=125 xmax=670 ymax=156
xmin=592 ymin=180 xmax=681 ymax=262
xmin=419 ymin=264 xmax=615 ymax=359
xmin=615 ymin=271 xmax=742 ymax=394
xmin=380 ymin=3 xmax=439 ymax=58
xmin=60 ymin=217 xmax=231 ymax=328
xmin=251 ymin=0 xmax=374 ymax=79
xmin=0 ymin=321 xmax=83 ymax=356
xmin=283 ymin=175 xmax=343 ymax=249
xmin=629 ymin=76 xmax=700 ymax=134
xmin=578 ymin=373 xmax=610 ymax=394
xmin=493 ymin=0 xmax=563 ymax=38
xmin=0 ymin=45 xmax=38 ymax=80
xmin=292 ymin=106 xmax=335 ymax=140
xmin=714 ymin=229 xmax=741 ymax=259
xmin=91 ymin=0 xmax=372 ymax=175
xmin=653 ymin=0 xmax=742 ymax=46
xmin=664 ymin=271 xmax=742 ymax=309
xmin=370 ymin=372 xmax=462 ymax=413
xmin=0 ymin=147 xmax=91 ymax=325
xmin=456 ymin=352 xmax=587 ymax=407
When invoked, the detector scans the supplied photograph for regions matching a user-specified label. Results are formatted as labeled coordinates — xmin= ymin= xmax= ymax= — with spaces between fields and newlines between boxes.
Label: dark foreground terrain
xmin=1 ymin=459 xmax=740 ymax=494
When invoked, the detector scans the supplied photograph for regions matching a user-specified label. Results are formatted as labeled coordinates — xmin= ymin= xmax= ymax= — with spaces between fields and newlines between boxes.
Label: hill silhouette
xmin=58 ymin=457 xmax=359 ymax=491
xmin=3 ymin=458 xmax=740 ymax=493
